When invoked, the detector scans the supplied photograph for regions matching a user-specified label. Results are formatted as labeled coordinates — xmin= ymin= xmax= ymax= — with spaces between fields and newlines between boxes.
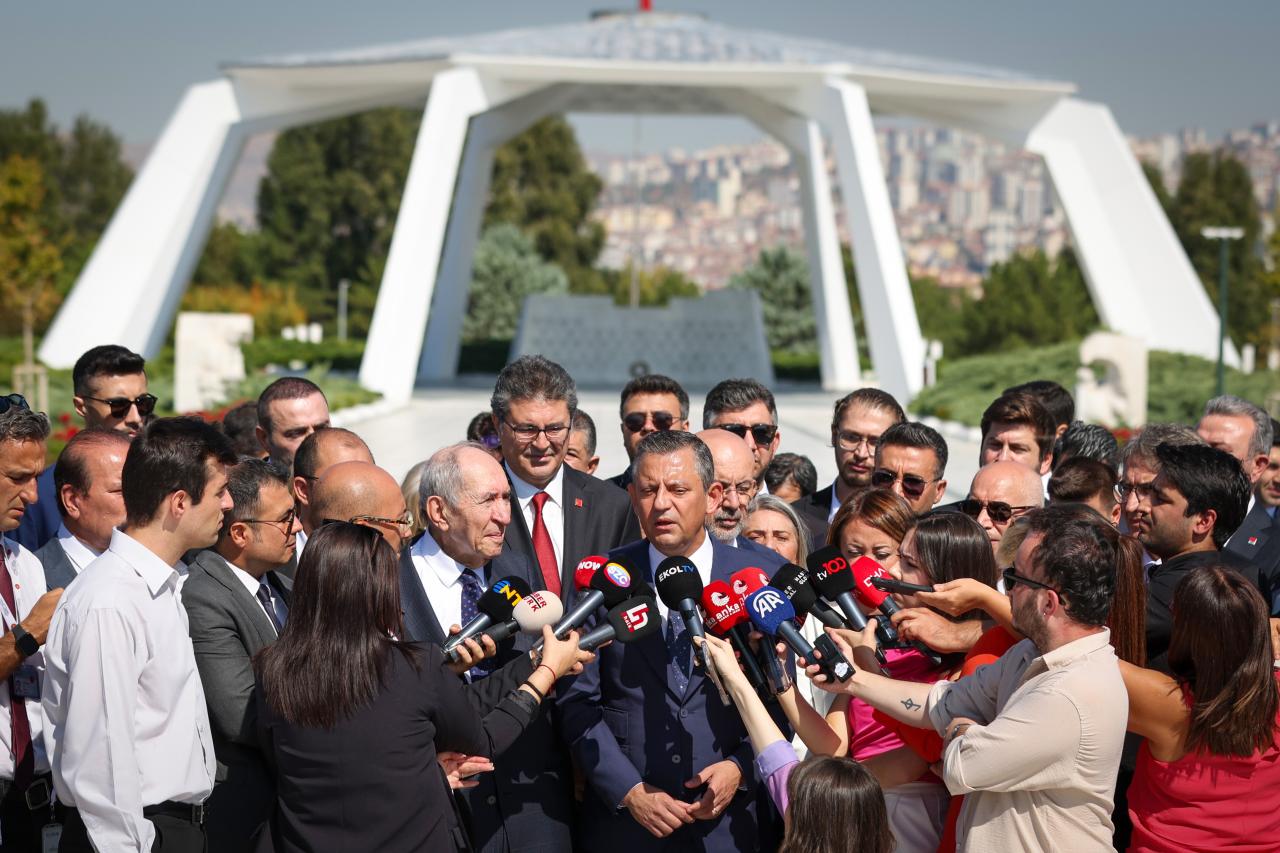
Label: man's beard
xmin=708 ymin=509 xmax=744 ymax=543
xmin=1011 ymin=592 xmax=1050 ymax=652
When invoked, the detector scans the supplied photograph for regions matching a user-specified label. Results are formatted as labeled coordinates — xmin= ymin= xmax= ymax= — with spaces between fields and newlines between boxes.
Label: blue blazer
xmin=559 ymin=537 xmax=785 ymax=853
xmin=13 ymin=466 xmax=58 ymax=552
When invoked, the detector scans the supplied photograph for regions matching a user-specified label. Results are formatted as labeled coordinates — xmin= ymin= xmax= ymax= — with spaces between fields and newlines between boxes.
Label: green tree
xmin=463 ymin=224 xmax=568 ymax=343
xmin=729 ymin=247 xmax=815 ymax=353
xmin=598 ymin=264 xmax=700 ymax=307
xmin=0 ymin=156 xmax=63 ymax=336
xmin=484 ymin=116 xmax=605 ymax=294
xmin=1166 ymin=151 xmax=1265 ymax=346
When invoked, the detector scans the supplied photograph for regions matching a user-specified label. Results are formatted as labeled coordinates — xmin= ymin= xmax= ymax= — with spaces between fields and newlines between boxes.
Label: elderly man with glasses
xmin=182 ymin=459 xmax=297 ymax=853
xmin=489 ymin=356 xmax=639 ymax=600
xmin=696 ymin=429 xmax=777 ymax=557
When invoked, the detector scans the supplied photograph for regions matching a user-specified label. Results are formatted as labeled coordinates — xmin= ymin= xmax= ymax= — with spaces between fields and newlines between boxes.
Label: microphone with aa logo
xmin=577 ymin=595 xmax=661 ymax=651
xmin=745 ymin=586 xmax=853 ymax=684
xmin=731 ymin=568 xmax=789 ymax=694
xmin=481 ymin=590 xmax=565 ymax=645
xmin=443 ymin=576 xmax=533 ymax=660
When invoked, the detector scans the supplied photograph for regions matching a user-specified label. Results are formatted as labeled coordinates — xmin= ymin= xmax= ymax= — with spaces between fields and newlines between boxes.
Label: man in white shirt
xmin=0 ymin=397 xmax=64 ymax=850
xmin=183 ymin=459 xmax=297 ymax=853
xmin=43 ymin=417 xmax=236 ymax=853
xmin=35 ymin=428 xmax=129 ymax=589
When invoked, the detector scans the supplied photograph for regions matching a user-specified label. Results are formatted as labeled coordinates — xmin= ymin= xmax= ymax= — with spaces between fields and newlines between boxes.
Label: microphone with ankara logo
xmin=700 ymin=580 xmax=768 ymax=695
xmin=442 ymin=576 xmax=533 ymax=660
xmin=849 ymin=557 xmax=943 ymax=667
xmin=480 ymin=590 xmax=565 ymax=645
xmin=731 ymin=568 xmax=790 ymax=694
xmin=745 ymin=586 xmax=852 ymax=684
xmin=770 ymin=563 xmax=844 ymax=630
xmin=538 ymin=556 xmax=634 ymax=650
xmin=806 ymin=546 xmax=889 ymax=665
xmin=577 ymin=595 xmax=662 ymax=651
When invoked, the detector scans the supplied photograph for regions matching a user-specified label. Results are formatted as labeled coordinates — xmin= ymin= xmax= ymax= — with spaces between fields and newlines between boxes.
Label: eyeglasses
xmin=81 ymin=393 xmax=158 ymax=419
xmin=241 ymin=508 xmax=297 ymax=533
xmin=1002 ymin=566 xmax=1058 ymax=594
xmin=623 ymin=411 xmax=677 ymax=433
xmin=0 ymin=394 xmax=30 ymax=415
xmin=350 ymin=512 xmax=414 ymax=536
xmin=716 ymin=480 xmax=758 ymax=498
xmin=959 ymin=499 xmax=1036 ymax=525
xmin=502 ymin=421 xmax=569 ymax=443
xmin=716 ymin=423 xmax=778 ymax=446
xmin=1114 ymin=480 xmax=1156 ymax=504
xmin=871 ymin=469 xmax=936 ymax=499
xmin=835 ymin=430 xmax=879 ymax=452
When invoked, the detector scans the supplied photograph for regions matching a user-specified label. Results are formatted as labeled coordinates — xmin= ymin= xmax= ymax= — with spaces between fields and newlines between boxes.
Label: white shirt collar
xmin=827 ymin=482 xmax=842 ymax=522
xmin=647 ymin=531 xmax=715 ymax=585
xmin=217 ymin=554 xmax=266 ymax=599
xmin=412 ymin=529 xmax=483 ymax=588
xmin=108 ymin=528 xmax=180 ymax=596
xmin=56 ymin=522 xmax=104 ymax=570
xmin=507 ymin=461 xmax=565 ymax=509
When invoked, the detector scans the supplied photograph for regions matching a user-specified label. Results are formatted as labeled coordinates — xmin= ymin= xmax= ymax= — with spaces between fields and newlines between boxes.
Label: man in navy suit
xmin=560 ymin=430 xmax=784 ymax=852
xmin=398 ymin=441 xmax=574 ymax=853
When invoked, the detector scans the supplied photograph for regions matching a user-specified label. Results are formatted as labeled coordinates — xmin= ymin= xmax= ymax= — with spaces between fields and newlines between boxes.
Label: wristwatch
xmin=11 ymin=624 xmax=38 ymax=659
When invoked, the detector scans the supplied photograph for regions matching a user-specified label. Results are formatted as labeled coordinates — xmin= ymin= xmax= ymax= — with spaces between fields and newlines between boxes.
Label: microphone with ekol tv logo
xmin=442 ymin=576 xmax=532 ymax=661
xmin=655 ymin=556 xmax=729 ymax=704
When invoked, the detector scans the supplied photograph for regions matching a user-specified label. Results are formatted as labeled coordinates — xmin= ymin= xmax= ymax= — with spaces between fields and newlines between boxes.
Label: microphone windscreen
xmin=730 ymin=567 xmax=770 ymax=601
xmin=604 ymin=595 xmax=661 ymax=644
xmin=700 ymin=580 xmax=747 ymax=635
xmin=513 ymin=591 xmax=564 ymax=631
xmin=848 ymin=556 xmax=891 ymax=609
xmin=745 ymin=586 xmax=798 ymax=637
xmin=573 ymin=555 xmax=607 ymax=591
xmin=478 ymin=576 xmax=533 ymax=621
xmin=770 ymin=563 xmax=818 ymax=614
xmin=806 ymin=546 xmax=856 ymax=597
xmin=589 ymin=561 xmax=636 ymax=606
xmin=655 ymin=556 xmax=704 ymax=608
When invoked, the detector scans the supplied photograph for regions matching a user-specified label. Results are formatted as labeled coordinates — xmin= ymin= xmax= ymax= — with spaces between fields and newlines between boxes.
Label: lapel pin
xmin=575 ymin=498 xmax=584 ymax=508
xmin=1248 ymin=536 xmax=1258 ymax=545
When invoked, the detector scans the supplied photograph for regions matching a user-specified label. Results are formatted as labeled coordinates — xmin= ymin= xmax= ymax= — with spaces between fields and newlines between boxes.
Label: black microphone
xmin=543 ymin=557 xmax=636 ymax=646
xmin=745 ymin=587 xmax=852 ymax=683
xmin=770 ymin=562 xmax=842 ymax=629
xmin=806 ymin=546 xmax=888 ymax=665
xmin=442 ymin=576 xmax=532 ymax=659
xmin=655 ymin=555 xmax=705 ymax=641
xmin=577 ymin=595 xmax=662 ymax=651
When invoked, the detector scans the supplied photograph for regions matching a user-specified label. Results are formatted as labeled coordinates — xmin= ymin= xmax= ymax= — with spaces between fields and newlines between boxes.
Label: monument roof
xmin=226 ymin=12 xmax=1068 ymax=89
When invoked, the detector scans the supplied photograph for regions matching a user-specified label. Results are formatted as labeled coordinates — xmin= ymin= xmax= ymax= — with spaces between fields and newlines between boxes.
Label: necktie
xmin=0 ymin=549 xmax=33 ymax=788
xmin=458 ymin=569 xmax=495 ymax=678
xmin=665 ymin=609 xmax=692 ymax=694
xmin=530 ymin=492 xmax=561 ymax=596
xmin=256 ymin=582 xmax=284 ymax=634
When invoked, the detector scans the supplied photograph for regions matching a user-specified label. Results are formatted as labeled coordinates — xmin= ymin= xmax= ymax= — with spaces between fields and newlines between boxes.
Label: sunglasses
xmin=716 ymin=422 xmax=778 ymax=446
xmin=623 ymin=411 xmax=677 ymax=433
xmin=1002 ymin=566 xmax=1058 ymax=594
xmin=0 ymin=394 xmax=30 ymax=415
xmin=870 ymin=469 xmax=934 ymax=499
xmin=82 ymin=393 xmax=157 ymax=419
xmin=959 ymin=498 xmax=1036 ymax=525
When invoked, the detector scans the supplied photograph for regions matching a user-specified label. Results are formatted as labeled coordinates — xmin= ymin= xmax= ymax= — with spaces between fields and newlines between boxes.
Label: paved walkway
xmin=345 ymin=384 xmax=980 ymax=503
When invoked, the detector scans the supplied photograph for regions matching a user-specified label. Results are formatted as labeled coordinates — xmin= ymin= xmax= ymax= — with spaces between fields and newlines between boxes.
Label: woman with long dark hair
xmin=253 ymin=523 xmax=591 ymax=852
xmin=1124 ymin=565 xmax=1280 ymax=851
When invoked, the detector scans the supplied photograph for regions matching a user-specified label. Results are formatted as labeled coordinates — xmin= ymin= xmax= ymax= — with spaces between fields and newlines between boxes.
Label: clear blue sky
xmin=3 ymin=0 xmax=1276 ymax=153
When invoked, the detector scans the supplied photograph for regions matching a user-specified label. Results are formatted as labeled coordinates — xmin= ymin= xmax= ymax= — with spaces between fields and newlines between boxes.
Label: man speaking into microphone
xmin=560 ymin=431 xmax=784 ymax=852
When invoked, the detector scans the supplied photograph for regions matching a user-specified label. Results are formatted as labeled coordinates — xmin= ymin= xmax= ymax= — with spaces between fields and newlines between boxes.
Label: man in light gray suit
xmin=183 ymin=459 xmax=298 ymax=853
xmin=35 ymin=428 xmax=129 ymax=589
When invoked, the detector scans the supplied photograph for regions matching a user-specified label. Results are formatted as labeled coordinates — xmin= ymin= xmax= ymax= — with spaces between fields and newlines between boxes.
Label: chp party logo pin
xmin=604 ymin=562 xmax=632 ymax=587
xmin=622 ymin=601 xmax=651 ymax=632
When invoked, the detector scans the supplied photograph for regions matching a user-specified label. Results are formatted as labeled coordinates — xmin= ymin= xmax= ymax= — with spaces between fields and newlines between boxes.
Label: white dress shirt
xmin=294 ymin=528 xmax=308 ymax=560
xmin=647 ymin=534 xmax=714 ymax=621
xmin=508 ymin=462 xmax=565 ymax=571
xmin=410 ymin=531 xmax=488 ymax=635
xmin=54 ymin=523 xmax=101 ymax=574
xmin=0 ymin=538 xmax=50 ymax=778
xmin=42 ymin=529 xmax=215 ymax=853
xmin=223 ymin=557 xmax=279 ymax=635
xmin=827 ymin=483 xmax=842 ymax=523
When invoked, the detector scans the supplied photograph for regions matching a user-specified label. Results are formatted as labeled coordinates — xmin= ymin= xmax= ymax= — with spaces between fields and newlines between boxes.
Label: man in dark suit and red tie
xmin=489 ymin=356 xmax=640 ymax=602
xmin=560 ymin=430 xmax=784 ymax=852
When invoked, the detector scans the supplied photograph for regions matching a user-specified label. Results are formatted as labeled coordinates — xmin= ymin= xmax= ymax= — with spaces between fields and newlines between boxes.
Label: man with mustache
xmin=696 ymin=429 xmax=776 ymax=557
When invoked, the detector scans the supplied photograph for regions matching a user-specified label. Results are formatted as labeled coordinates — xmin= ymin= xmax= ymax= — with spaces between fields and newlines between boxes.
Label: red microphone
xmin=701 ymin=581 xmax=767 ymax=693
xmin=729 ymin=568 xmax=788 ymax=693
xmin=574 ymin=555 xmax=607 ymax=591
xmin=848 ymin=557 xmax=942 ymax=666
xmin=730 ymin=567 xmax=770 ymax=600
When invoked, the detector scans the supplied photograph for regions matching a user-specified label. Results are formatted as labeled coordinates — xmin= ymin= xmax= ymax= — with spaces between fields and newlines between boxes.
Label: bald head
xmin=310 ymin=461 xmax=408 ymax=550
xmin=294 ymin=428 xmax=375 ymax=522
xmin=697 ymin=428 xmax=757 ymax=542
xmin=968 ymin=461 xmax=1045 ymax=553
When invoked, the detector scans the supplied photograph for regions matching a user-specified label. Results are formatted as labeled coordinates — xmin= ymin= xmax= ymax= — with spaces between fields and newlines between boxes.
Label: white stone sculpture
xmin=1075 ymin=332 xmax=1147 ymax=428
xmin=174 ymin=312 xmax=254 ymax=413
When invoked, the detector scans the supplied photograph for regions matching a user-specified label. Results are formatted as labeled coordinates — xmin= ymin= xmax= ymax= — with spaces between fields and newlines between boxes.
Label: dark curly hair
xmin=1025 ymin=503 xmax=1119 ymax=627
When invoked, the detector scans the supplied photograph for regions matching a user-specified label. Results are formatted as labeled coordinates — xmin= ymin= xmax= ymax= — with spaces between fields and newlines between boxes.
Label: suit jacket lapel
xmin=201 ymin=553 xmax=278 ymax=650
xmin=560 ymin=469 xmax=589 ymax=591
xmin=398 ymin=550 xmax=447 ymax=646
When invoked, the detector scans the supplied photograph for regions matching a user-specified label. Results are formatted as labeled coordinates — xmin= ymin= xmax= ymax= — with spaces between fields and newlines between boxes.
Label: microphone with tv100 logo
xmin=538 ymin=556 xmax=634 ymax=650
xmin=443 ymin=575 xmax=533 ymax=660
xmin=576 ymin=595 xmax=662 ymax=651
xmin=745 ymin=586 xmax=852 ymax=684
xmin=700 ymin=580 xmax=768 ymax=695
xmin=769 ymin=562 xmax=843 ymax=630
xmin=480 ymin=590 xmax=565 ymax=645
xmin=731 ymin=568 xmax=790 ymax=694
xmin=805 ymin=546 xmax=889 ymax=665
xmin=849 ymin=556 xmax=943 ymax=667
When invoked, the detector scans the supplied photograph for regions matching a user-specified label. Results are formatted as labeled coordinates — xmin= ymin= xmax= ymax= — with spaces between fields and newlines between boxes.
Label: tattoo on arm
xmin=901 ymin=698 xmax=920 ymax=711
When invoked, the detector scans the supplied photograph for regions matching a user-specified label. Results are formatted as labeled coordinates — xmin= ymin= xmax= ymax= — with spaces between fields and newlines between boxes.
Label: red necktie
xmin=0 ymin=549 xmax=33 ymax=788
xmin=530 ymin=492 xmax=561 ymax=596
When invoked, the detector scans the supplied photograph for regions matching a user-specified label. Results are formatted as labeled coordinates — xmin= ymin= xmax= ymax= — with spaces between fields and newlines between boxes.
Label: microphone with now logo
xmin=537 ymin=555 xmax=635 ymax=651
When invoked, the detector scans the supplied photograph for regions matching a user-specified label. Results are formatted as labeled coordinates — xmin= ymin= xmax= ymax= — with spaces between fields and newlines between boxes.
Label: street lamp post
xmin=1201 ymin=226 xmax=1245 ymax=396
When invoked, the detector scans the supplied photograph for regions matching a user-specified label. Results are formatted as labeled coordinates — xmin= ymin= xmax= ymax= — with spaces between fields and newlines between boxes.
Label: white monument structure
xmin=39 ymin=12 xmax=1226 ymax=405
xmin=172 ymin=311 xmax=254 ymax=413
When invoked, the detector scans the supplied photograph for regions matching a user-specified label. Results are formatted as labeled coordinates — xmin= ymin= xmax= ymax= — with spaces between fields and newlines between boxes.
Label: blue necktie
xmin=458 ymin=569 xmax=495 ymax=679
xmin=256 ymin=581 xmax=284 ymax=634
xmin=665 ymin=609 xmax=692 ymax=693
